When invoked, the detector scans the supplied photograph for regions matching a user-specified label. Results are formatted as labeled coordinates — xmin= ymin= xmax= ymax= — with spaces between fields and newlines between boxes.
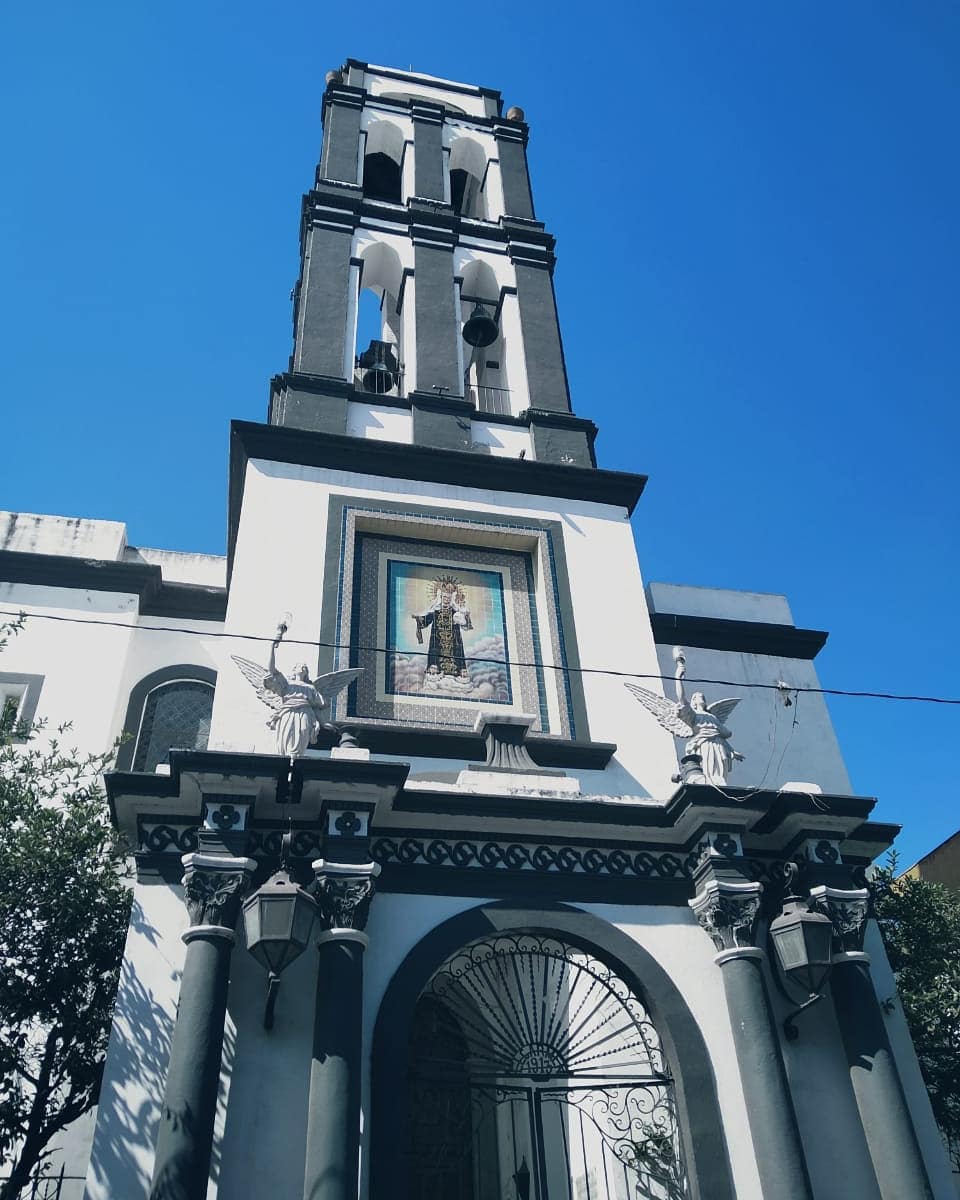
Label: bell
xmin=461 ymin=302 xmax=499 ymax=348
xmin=358 ymin=339 xmax=399 ymax=394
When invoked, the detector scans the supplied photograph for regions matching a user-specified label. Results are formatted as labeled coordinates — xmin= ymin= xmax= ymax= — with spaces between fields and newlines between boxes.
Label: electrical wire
xmin=1 ymin=606 xmax=959 ymax=706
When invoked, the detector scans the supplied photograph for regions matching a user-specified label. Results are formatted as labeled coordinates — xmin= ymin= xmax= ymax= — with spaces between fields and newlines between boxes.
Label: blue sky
xmin=2 ymin=2 xmax=958 ymax=865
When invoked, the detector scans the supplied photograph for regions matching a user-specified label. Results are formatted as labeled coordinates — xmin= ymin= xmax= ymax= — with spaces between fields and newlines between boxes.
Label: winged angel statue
xmin=625 ymin=647 xmax=744 ymax=785
xmin=232 ymin=629 xmax=362 ymax=759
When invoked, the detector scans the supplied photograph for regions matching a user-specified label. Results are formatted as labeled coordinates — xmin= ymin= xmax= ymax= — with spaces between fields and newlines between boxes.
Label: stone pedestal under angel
xmin=625 ymin=647 xmax=744 ymax=785
xmin=232 ymin=628 xmax=363 ymax=759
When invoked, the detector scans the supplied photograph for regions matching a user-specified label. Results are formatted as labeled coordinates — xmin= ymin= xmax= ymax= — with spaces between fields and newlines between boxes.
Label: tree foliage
xmin=0 ymin=617 xmax=130 ymax=1198
xmin=873 ymin=853 xmax=960 ymax=1171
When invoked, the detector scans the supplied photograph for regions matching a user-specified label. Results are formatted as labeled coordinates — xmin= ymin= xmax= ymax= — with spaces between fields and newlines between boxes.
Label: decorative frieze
xmin=372 ymin=836 xmax=703 ymax=879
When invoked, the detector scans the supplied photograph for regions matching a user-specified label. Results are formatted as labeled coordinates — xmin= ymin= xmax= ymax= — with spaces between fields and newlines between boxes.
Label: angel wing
xmin=231 ymin=655 xmax=282 ymax=712
xmin=624 ymin=683 xmax=696 ymax=738
xmin=312 ymin=668 xmax=364 ymax=712
xmin=706 ymin=698 xmax=741 ymax=725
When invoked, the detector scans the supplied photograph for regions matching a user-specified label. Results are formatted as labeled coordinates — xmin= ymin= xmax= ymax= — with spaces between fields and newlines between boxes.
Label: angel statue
xmin=625 ymin=647 xmax=744 ymax=785
xmin=232 ymin=624 xmax=363 ymax=759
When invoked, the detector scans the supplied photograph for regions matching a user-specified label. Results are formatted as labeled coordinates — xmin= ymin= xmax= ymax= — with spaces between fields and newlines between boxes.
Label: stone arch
xmin=370 ymin=901 xmax=735 ymax=1200
xmin=460 ymin=258 xmax=508 ymax=410
xmin=363 ymin=120 xmax=405 ymax=203
xmin=449 ymin=135 xmax=488 ymax=219
xmin=354 ymin=240 xmax=405 ymax=393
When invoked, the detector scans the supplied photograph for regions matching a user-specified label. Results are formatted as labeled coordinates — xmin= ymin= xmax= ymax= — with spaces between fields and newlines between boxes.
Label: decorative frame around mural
xmin=320 ymin=498 xmax=586 ymax=738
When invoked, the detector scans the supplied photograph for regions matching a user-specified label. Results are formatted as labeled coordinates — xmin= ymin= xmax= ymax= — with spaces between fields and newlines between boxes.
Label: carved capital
xmin=181 ymin=854 xmax=255 ymax=929
xmin=809 ymin=885 xmax=870 ymax=954
xmin=312 ymin=860 xmax=381 ymax=933
xmin=690 ymin=879 xmax=763 ymax=953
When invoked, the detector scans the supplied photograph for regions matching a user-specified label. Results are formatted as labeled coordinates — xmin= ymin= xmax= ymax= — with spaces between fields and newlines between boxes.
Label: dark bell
xmin=461 ymin=302 xmax=499 ymax=348
xmin=358 ymin=339 xmax=399 ymax=394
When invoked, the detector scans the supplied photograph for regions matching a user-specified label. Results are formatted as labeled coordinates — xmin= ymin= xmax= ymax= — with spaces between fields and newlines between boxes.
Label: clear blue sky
xmin=2 ymin=2 xmax=958 ymax=866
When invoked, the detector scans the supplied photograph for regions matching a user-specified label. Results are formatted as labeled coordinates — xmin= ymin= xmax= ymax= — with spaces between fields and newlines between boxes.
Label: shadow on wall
xmin=216 ymin=944 xmax=316 ymax=1200
xmin=85 ymin=898 xmax=231 ymax=1200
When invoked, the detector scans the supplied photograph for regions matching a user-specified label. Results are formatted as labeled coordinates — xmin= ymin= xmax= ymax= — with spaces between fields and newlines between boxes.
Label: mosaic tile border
xmin=327 ymin=502 xmax=580 ymax=737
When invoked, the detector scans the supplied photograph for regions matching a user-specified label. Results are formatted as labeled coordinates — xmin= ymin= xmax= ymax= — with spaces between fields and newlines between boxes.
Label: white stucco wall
xmin=213 ymin=458 xmax=681 ymax=796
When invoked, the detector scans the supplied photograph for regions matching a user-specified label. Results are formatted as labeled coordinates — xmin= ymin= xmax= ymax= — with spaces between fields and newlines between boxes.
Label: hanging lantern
xmin=461 ymin=301 xmax=499 ymax=348
xmin=769 ymin=895 xmax=834 ymax=998
xmin=242 ymin=836 xmax=318 ymax=1028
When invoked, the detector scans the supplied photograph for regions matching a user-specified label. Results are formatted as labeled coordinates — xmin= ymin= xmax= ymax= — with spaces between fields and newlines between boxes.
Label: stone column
xmin=293 ymin=217 xmax=356 ymax=381
xmin=320 ymin=83 xmax=364 ymax=185
xmin=508 ymin=242 xmax=572 ymax=415
xmin=302 ymin=859 xmax=380 ymax=1200
xmin=149 ymin=841 xmax=256 ymax=1200
xmin=492 ymin=118 xmax=535 ymax=220
xmin=411 ymin=101 xmax=445 ymax=201
xmin=690 ymin=854 xmax=814 ymax=1200
xmin=812 ymin=886 xmax=934 ymax=1200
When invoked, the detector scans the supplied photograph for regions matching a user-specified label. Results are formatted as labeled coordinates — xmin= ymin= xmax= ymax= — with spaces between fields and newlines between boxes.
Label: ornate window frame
xmin=116 ymin=664 xmax=217 ymax=772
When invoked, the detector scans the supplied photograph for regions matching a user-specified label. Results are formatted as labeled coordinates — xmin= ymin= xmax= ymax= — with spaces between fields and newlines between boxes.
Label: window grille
xmin=133 ymin=680 xmax=214 ymax=772
xmin=406 ymin=933 xmax=688 ymax=1200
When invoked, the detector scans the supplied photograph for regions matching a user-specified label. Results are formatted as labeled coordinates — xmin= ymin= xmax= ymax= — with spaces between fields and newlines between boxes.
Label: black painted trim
xmin=229 ymin=420 xmax=647 ymax=574
xmin=115 ymin=664 xmax=217 ymax=771
xmin=651 ymin=612 xmax=828 ymax=659
xmin=0 ymin=550 xmax=227 ymax=621
xmin=370 ymin=902 xmax=735 ymax=1200
xmin=377 ymin=865 xmax=694 ymax=905
xmin=313 ymin=721 xmax=615 ymax=768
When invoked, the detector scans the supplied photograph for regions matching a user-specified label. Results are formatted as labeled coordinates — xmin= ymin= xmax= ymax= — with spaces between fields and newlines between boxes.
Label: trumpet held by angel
xmin=232 ymin=625 xmax=363 ymax=759
xmin=625 ymin=647 xmax=744 ymax=785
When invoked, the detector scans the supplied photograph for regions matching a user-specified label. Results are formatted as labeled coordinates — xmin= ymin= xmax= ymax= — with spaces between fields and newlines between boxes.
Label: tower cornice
xmin=227 ymin=419 xmax=644 ymax=577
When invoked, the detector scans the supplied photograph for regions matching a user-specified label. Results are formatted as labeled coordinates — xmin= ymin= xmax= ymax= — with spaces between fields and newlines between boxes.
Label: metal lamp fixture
xmin=242 ymin=834 xmax=318 ymax=1029
xmin=768 ymin=862 xmax=835 ymax=1039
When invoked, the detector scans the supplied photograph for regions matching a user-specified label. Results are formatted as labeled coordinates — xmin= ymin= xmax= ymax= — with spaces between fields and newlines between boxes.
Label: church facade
xmin=0 ymin=61 xmax=953 ymax=1200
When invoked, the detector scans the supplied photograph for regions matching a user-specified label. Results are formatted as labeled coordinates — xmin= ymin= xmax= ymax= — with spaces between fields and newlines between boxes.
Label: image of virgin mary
xmin=412 ymin=578 xmax=473 ymax=678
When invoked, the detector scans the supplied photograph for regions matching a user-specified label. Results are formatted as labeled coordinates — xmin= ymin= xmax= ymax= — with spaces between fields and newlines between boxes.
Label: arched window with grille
xmin=373 ymin=908 xmax=734 ymax=1200
xmin=116 ymin=665 xmax=216 ymax=772
xmin=405 ymin=933 xmax=687 ymax=1200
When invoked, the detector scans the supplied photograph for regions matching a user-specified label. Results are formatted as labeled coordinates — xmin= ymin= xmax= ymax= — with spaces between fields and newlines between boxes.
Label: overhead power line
xmin=1 ymin=606 xmax=958 ymax=707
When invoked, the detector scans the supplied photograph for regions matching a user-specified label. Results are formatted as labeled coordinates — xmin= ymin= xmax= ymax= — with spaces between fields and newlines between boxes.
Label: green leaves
xmin=873 ymin=854 xmax=960 ymax=1170
xmin=0 ymin=619 xmax=131 ymax=1196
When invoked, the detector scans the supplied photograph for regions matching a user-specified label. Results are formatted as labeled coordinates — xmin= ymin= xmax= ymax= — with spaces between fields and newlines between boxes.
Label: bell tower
xmin=269 ymin=59 xmax=597 ymax=468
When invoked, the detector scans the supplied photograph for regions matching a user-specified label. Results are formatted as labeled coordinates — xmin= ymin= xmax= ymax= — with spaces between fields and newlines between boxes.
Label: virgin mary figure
xmin=411 ymin=577 xmax=473 ymax=679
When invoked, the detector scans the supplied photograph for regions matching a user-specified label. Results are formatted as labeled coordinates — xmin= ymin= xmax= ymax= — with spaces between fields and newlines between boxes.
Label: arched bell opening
xmin=460 ymin=259 xmax=508 ymax=415
xmin=363 ymin=121 xmax=405 ymax=204
xmin=354 ymin=242 xmax=405 ymax=396
xmin=401 ymin=931 xmax=689 ymax=1200
xmin=449 ymin=136 xmax=489 ymax=221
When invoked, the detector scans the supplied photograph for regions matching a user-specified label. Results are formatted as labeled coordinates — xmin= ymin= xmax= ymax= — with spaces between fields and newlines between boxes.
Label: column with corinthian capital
xmin=149 ymin=835 xmax=256 ymax=1200
xmin=811 ymin=884 xmax=933 ymax=1200
xmin=302 ymin=858 xmax=380 ymax=1200
xmin=690 ymin=851 xmax=814 ymax=1200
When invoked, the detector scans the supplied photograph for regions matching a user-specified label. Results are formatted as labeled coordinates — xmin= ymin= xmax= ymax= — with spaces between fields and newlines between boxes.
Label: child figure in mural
xmin=411 ymin=576 xmax=473 ymax=687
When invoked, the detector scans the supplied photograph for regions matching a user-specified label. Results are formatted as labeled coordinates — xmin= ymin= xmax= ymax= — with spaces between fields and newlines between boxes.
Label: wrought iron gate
xmin=406 ymin=934 xmax=688 ymax=1200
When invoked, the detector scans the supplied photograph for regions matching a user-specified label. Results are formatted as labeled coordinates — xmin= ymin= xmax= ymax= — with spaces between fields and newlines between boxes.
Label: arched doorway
xmin=404 ymin=932 xmax=688 ymax=1200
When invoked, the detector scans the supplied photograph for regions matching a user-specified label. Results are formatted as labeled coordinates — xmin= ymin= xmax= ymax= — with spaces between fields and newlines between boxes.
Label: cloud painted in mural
xmin=386 ymin=560 xmax=511 ymax=703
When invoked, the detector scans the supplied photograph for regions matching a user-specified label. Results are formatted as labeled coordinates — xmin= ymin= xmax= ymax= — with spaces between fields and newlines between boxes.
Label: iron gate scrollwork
xmin=405 ymin=933 xmax=688 ymax=1200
